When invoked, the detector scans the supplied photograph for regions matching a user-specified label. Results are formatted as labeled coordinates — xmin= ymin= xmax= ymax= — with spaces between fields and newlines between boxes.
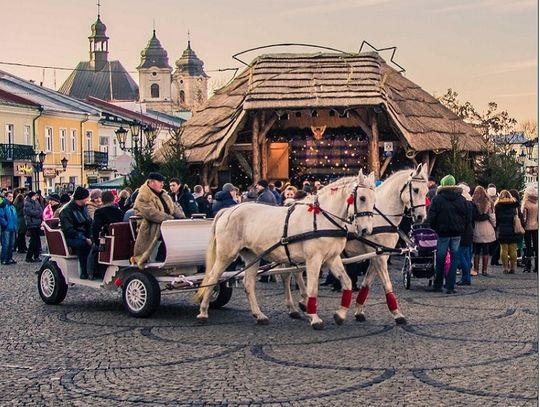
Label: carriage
xmin=37 ymin=217 xmax=237 ymax=317
xmin=401 ymin=226 xmax=437 ymax=289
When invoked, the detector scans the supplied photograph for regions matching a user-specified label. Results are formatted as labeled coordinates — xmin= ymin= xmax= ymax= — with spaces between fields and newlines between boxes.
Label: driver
xmin=131 ymin=173 xmax=185 ymax=268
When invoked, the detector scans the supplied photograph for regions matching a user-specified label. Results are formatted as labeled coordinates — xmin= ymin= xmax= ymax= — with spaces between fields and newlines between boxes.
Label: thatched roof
xmin=158 ymin=51 xmax=484 ymax=164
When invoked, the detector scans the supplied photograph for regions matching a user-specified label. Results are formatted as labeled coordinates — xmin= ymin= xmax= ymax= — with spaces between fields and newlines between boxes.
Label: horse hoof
xmin=298 ymin=302 xmax=307 ymax=312
xmin=395 ymin=317 xmax=407 ymax=325
xmin=256 ymin=318 xmax=269 ymax=325
xmin=196 ymin=316 xmax=208 ymax=324
xmin=311 ymin=322 xmax=324 ymax=330
xmin=333 ymin=313 xmax=345 ymax=326
xmin=289 ymin=311 xmax=302 ymax=319
xmin=355 ymin=314 xmax=366 ymax=322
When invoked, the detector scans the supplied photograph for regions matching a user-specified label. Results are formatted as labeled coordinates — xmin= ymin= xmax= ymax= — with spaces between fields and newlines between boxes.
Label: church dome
xmin=175 ymin=41 xmax=208 ymax=77
xmin=137 ymin=30 xmax=171 ymax=69
xmin=90 ymin=15 xmax=108 ymax=39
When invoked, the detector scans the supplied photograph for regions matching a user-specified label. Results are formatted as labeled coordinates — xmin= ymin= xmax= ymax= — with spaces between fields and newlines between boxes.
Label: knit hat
xmin=90 ymin=189 xmax=102 ymax=200
xmin=440 ymin=174 xmax=456 ymax=187
xmin=73 ymin=186 xmax=90 ymax=200
xmin=222 ymin=183 xmax=235 ymax=193
xmin=59 ymin=193 xmax=71 ymax=204
xmin=47 ymin=193 xmax=60 ymax=203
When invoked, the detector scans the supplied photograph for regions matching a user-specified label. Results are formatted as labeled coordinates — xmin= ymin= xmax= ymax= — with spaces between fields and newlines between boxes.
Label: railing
xmin=84 ymin=151 xmax=108 ymax=168
xmin=0 ymin=143 xmax=35 ymax=161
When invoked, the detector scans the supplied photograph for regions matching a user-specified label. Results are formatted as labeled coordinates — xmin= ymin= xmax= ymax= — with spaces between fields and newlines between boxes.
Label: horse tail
xmin=193 ymin=211 xmax=222 ymax=303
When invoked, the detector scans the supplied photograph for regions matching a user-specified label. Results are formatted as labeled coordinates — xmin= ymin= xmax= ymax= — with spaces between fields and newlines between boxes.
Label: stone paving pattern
xmin=0 ymin=250 xmax=538 ymax=406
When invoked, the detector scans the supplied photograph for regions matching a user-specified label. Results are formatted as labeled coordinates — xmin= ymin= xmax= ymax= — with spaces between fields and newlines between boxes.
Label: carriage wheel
xmin=122 ymin=272 xmax=161 ymax=318
xmin=38 ymin=261 xmax=68 ymax=305
xmin=209 ymin=282 xmax=233 ymax=309
xmin=402 ymin=256 xmax=412 ymax=290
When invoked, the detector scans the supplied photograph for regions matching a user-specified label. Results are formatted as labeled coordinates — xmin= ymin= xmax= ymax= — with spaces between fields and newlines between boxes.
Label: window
xmin=5 ymin=124 xmax=14 ymax=144
xmin=179 ymin=90 xmax=185 ymax=104
xmin=45 ymin=127 xmax=53 ymax=152
xmin=70 ymin=129 xmax=77 ymax=152
xmin=151 ymin=83 xmax=160 ymax=98
xmin=59 ymin=128 xmax=67 ymax=152
xmin=85 ymin=131 xmax=93 ymax=152
xmin=69 ymin=176 xmax=77 ymax=185
xmin=24 ymin=125 xmax=31 ymax=145
xmin=99 ymin=136 xmax=109 ymax=153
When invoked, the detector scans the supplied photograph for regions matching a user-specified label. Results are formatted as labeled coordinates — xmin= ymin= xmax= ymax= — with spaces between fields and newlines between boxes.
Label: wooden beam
xmin=232 ymin=150 xmax=253 ymax=179
xmin=252 ymin=114 xmax=261 ymax=183
xmin=230 ymin=143 xmax=253 ymax=151
xmin=429 ymin=154 xmax=437 ymax=175
xmin=351 ymin=110 xmax=372 ymax=138
xmin=380 ymin=155 xmax=393 ymax=178
xmin=258 ymin=112 xmax=277 ymax=181
xmin=368 ymin=111 xmax=380 ymax=178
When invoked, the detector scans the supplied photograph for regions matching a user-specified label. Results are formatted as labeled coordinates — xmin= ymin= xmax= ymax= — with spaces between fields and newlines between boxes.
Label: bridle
xmin=346 ymin=183 xmax=375 ymax=223
xmin=398 ymin=176 xmax=426 ymax=220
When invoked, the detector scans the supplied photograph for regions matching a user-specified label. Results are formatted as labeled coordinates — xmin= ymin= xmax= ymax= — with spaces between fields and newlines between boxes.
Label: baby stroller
xmin=402 ymin=226 xmax=438 ymax=289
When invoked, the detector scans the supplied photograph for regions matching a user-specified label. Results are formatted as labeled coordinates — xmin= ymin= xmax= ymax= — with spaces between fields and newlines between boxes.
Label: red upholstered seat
xmin=43 ymin=219 xmax=74 ymax=257
xmin=98 ymin=222 xmax=134 ymax=263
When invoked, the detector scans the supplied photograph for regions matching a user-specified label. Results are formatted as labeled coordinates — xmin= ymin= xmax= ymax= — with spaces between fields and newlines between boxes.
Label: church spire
xmin=89 ymin=1 xmax=109 ymax=71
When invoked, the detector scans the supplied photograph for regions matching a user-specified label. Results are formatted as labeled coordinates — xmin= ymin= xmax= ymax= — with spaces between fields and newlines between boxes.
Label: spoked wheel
xmin=402 ymin=256 xmax=412 ymax=290
xmin=209 ymin=281 xmax=233 ymax=309
xmin=122 ymin=272 xmax=161 ymax=318
xmin=38 ymin=262 xmax=68 ymax=305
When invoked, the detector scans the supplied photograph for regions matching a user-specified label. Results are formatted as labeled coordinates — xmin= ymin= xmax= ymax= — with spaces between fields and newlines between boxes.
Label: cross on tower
xmin=97 ymin=0 xmax=101 ymax=17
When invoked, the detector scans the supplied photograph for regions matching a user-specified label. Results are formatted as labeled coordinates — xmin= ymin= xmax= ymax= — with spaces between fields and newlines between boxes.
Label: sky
xmin=1 ymin=0 xmax=537 ymax=124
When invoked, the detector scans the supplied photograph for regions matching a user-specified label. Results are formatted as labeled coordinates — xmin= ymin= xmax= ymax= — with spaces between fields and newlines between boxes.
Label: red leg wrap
xmin=357 ymin=286 xmax=369 ymax=304
xmin=385 ymin=292 xmax=399 ymax=311
xmin=307 ymin=297 xmax=317 ymax=314
xmin=341 ymin=289 xmax=352 ymax=308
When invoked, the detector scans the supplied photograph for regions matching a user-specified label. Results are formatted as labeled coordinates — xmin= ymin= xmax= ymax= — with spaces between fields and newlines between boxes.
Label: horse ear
xmin=357 ymin=169 xmax=365 ymax=182
xmin=367 ymin=171 xmax=376 ymax=187
xmin=414 ymin=163 xmax=422 ymax=175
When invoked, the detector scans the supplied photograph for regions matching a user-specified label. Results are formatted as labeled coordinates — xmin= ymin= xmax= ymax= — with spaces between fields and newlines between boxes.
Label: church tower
xmin=137 ymin=30 xmax=173 ymax=113
xmin=172 ymin=40 xmax=209 ymax=111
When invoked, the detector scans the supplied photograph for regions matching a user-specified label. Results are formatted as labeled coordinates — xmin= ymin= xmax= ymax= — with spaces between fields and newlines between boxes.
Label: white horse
xmin=193 ymin=170 xmax=376 ymax=329
xmin=284 ymin=164 xmax=428 ymax=324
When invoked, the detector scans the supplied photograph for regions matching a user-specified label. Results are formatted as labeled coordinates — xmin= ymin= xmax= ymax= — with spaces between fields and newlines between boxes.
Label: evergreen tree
xmin=159 ymin=127 xmax=196 ymax=186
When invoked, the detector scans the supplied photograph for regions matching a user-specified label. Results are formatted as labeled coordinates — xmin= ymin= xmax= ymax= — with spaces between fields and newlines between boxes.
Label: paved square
xmin=1 ymin=251 xmax=537 ymax=406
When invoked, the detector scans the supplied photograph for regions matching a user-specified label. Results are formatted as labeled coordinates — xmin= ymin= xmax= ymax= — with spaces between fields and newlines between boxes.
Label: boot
xmin=471 ymin=255 xmax=480 ymax=276
xmin=482 ymin=255 xmax=490 ymax=276
xmin=523 ymin=256 xmax=531 ymax=273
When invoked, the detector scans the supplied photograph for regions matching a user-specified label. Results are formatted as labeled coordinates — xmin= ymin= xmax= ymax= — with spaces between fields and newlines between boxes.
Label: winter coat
xmin=522 ymin=196 xmax=538 ymax=231
xmin=170 ymin=187 xmax=198 ymax=218
xmin=271 ymin=189 xmax=283 ymax=205
xmin=132 ymin=182 xmax=185 ymax=268
xmin=118 ymin=197 xmax=128 ymax=213
xmin=472 ymin=204 xmax=496 ymax=244
xmin=86 ymin=200 xmax=101 ymax=220
xmin=53 ymin=203 xmax=67 ymax=218
xmin=460 ymin=200 xmax=475 ymax=247
xmin=0 ymin=200 xmax=18 ymax=232
xmin=92 ymin=204 xmax=124 ymax=243
xmin=59 ymin=201 xmax=92 ymax=241
xmin=24 ymin=198 xmax=43 ymax=229
xmin=427 ymin=186 xmax=469 ymax=237
xmin=257 ymin=188 xmax=278 ymax=205
xmin=14 ymin=196 xmax=26 ymax=232
xmin=42 ymin=204 xmax=58 ymax=221
xmin=212 ymin=191 xmax=237 ymax=216
xmin=495 ymin=199 xmax=521 ymax=244
xmin=427 ymin=185 xmax=437 ymax=201
xmin=195 ymin=196 xmax=213 ymax=218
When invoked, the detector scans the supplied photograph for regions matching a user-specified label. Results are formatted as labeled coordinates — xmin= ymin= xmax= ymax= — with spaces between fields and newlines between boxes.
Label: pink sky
xmin=1 ymin=0 xmax=537 ymax=124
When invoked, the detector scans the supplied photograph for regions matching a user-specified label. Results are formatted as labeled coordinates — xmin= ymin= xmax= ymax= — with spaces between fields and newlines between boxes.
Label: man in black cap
xmin=59 ymin=186 xmax=93 ymax=279
xmin=255 ymin=179 xmax=277 ymax=205
xmin=131 ymin=172 xmax=185 ymax=268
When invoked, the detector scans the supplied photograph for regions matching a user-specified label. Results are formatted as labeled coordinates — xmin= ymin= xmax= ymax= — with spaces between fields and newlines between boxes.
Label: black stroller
xmin=402 ymin=226 xmax=438 ymax=289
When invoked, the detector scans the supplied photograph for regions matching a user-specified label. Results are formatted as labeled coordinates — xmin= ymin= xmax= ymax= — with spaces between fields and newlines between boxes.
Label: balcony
xmin=0 ymin=143 xmax=35 ymax=161
xmin=84 ymin=151 xmax=108 ymax=169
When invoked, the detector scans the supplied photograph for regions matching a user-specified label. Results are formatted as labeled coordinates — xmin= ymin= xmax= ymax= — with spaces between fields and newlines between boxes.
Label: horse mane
xmin=318 ymin=176 xmax=357 ymax=194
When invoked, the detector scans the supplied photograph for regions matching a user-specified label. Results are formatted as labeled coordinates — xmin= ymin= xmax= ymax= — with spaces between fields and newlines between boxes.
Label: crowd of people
xmin=0 ymin=172 xmax=537 ymax=290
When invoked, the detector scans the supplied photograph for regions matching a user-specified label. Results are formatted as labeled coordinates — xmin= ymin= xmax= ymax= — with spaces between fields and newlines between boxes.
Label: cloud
xmin=283 ymin=0 xmax=394 ymax=15
xmin=430 ymin=0 xmax=536 ymax=13
xmin=482 ymin=59 xmax=537 ymax=76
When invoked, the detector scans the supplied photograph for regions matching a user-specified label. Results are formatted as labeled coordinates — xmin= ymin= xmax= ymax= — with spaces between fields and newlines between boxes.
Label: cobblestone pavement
xmin=1 ymin=250 xmax=538 ymax=406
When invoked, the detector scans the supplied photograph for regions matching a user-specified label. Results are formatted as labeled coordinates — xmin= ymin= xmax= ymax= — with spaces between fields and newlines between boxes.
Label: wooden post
xmin=380 ymin=155 xmax=393 ymax=178
xmin=201 ymin=164 xmax=209 ymax=187
xmin=429 ymin=154 xmax=437 ymax=175
xmin=257 ymin=112 xmax=277 ymax=182
xmin=261 ymin=140 xmax=269 ymax=180
xmin=368 ymin=111 xmax=380 ymax=178
xmin=252 ymin=114 xmax=261 ymax=183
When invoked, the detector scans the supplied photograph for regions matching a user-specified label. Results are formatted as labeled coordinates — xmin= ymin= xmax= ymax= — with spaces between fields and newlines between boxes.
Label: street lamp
xmin=523 ymin=139 xmax=536 ymax=159
xmin=32 ymin=150 xmax=46 ymax=191
xmin=114 ymin=126 xmax=128 ymax=150
xmin=60 ymin=157 xmax=68 ymax=171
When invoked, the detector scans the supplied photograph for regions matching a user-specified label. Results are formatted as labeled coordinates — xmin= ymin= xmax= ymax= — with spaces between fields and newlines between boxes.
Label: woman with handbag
xmin=495 ymin=190 xmax=523 ymax=274
xmin=472 ymin=186 xmax=497 ymax=276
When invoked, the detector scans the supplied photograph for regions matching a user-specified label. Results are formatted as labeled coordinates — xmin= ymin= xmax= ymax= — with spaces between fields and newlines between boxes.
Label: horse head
xmin=349 ymin=169 xmax=376 ymax=236
xmin=400 ymin=163 xmax=429 ymax=224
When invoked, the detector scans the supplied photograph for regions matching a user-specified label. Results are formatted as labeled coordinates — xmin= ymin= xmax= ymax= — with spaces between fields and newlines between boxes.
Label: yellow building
xmin=0 ymin=71 xmax=108 ymax=193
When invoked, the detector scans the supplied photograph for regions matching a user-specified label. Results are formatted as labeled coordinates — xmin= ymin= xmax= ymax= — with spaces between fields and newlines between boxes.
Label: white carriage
xmin=37 ymin=218 xmax=237 ymax=317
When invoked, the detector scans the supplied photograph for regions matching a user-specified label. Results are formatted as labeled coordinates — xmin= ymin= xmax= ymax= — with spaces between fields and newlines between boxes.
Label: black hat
xmin=147 ymin=172 xmax=165 ymax=182
xmin=47 ymin=193 xmax=61 ymax=202
xmin=27 ymin=191 xmax=36 ymax=199
xmin=73 ymin=186 xmax=90 ymax=200
xmin=257 ymin=179 xmax=269 ymax=189
xmin=59 ymin=193 xmax=70 ymax=204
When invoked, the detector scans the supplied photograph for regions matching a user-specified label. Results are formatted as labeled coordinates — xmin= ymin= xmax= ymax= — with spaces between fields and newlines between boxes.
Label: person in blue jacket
xmin=0 ymin=191 xmax=18 ymax=265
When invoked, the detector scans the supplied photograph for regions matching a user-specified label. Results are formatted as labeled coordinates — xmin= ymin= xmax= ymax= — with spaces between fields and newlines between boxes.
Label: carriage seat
xmin=98 ymin=222 xmax=134 ymax=263
xmin=43 ymin=219 xmax=76 ymax=258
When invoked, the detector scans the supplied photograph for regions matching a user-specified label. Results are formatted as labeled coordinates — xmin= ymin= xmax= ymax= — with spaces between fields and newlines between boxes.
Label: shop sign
xmin=14 ymin=161 xmax=34 ymax=176
xmin=43 ymin=168 xmax=58 ymax=178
